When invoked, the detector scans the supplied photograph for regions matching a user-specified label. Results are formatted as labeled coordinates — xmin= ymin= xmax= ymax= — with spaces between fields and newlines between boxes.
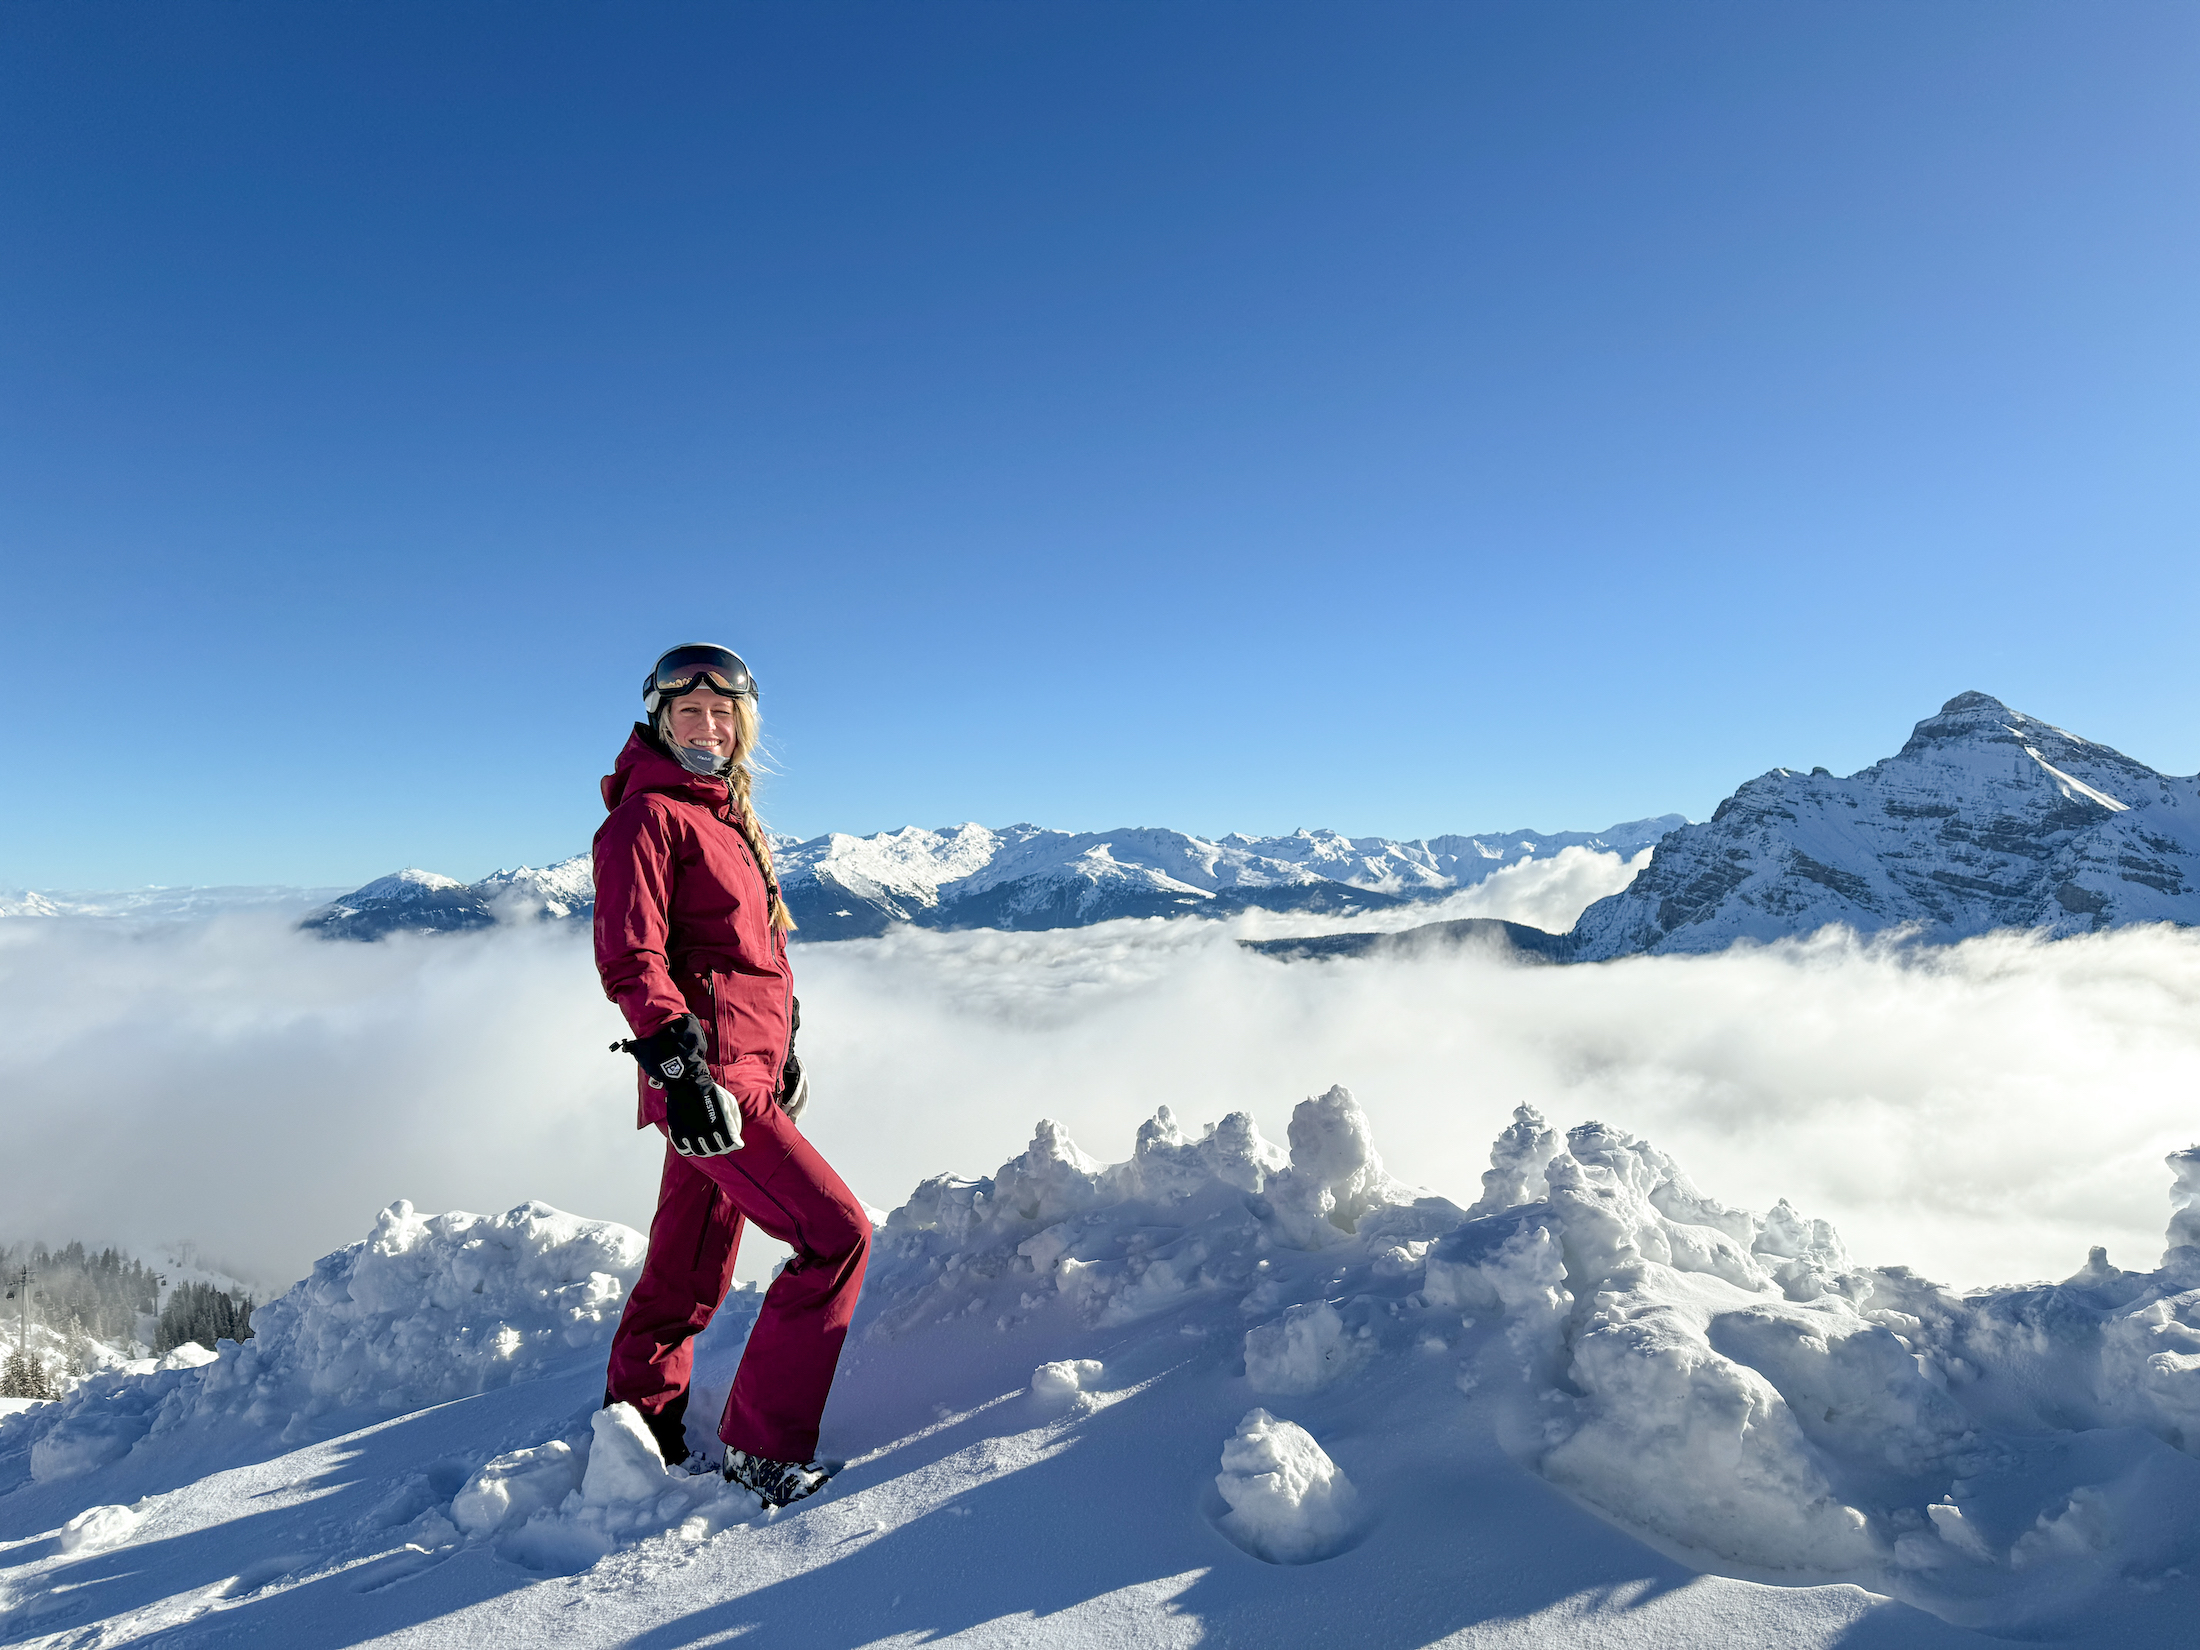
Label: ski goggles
xmin=645 ymin=644 xmax=757 ymax=710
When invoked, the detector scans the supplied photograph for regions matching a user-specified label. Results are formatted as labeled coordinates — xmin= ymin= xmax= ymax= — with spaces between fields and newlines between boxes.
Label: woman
xmin=593 ymin=642 xmax=870 ymax=1508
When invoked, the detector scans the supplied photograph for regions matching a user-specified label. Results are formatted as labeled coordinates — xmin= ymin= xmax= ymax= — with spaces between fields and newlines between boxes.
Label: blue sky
xmin=3 ymin=1 xmax=2196 ymax=888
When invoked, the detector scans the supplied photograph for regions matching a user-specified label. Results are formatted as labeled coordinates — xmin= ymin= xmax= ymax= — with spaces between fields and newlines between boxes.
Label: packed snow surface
xmin=7 ymin=1089 xmax=2200 ymax=1646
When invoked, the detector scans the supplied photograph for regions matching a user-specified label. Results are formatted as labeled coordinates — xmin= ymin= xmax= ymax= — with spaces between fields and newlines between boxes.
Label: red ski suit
xmin=593 ymin=727 xmax=869 ymax=1465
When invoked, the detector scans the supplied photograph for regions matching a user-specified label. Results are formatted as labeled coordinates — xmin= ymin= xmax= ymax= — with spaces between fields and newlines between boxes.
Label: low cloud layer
xmin=4 ymin=893 xmax=2197 ymax=1295
xmin=1234 ymin=844 xmax=1654 ymax=941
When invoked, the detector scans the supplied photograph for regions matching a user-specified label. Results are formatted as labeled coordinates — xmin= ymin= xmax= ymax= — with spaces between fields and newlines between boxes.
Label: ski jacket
xmin=593 ymin=726 xmax=793 ymax=1128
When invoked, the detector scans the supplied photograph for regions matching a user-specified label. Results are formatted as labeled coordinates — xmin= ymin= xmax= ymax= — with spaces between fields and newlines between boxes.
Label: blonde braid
xmin=728 ymin=758 xmax=796 ymax=933
xmin=662 ymin=698 xmax=795 ymax=933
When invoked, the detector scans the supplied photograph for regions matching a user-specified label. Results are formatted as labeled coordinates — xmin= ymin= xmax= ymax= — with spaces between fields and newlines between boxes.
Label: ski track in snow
xmin=8 ymin=1092 xmax=2200 ymax=1647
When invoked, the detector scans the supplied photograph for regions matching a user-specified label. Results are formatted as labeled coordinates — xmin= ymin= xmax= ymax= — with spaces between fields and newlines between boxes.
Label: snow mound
xmin=13 ymin=1087 xmax=2200 ymax=1641
xmin=1420 ymin=1106 xmax=2200 ymax=1630
xmin=417 ymin=1085 xmax=1438 ymax=1578
xmin=581 ymin=1405 xmax=670 ymax=1505
xmin=1244 ymin=1299 xmax=1367 ymax=1394
xmin=57 ymin=1502 xmax=142 ymax=1553
xmin=864 ymin=1091 xmax=2200 ymax=1631
xmin=200 ymin=1198 xmax=643 ymax=1425
xmin=878 ymin=1085 xmax=1406 ymax=1338
xmin=447 ymin=1413 xmax=748 ymax=1575
xmin=1214 ymin=1407 xmax=1360 ymax=1563
xmin=1030 ymin=1359 xmax=1104 ymax=1402
xmin=17 ymin=1199 xmax=642 ymax=1482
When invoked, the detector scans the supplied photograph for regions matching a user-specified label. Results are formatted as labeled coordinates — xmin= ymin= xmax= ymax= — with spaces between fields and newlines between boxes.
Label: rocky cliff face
xmin=1569 ymin=693 xmax=2200 ymax=959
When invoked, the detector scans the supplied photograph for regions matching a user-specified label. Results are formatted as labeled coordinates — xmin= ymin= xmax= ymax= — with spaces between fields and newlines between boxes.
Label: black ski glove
xmin=777 ymin=996 xmax=809 ymax=1121
xmin=778 ymin=1050 xmax=808 ymax=1121
xmin=613 ymin=1013 xmax=743 ymax=1157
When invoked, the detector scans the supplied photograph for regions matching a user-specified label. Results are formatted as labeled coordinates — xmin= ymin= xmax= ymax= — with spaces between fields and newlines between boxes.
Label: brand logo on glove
xmin=659 ymin=1057 xmax=686 ymax=1080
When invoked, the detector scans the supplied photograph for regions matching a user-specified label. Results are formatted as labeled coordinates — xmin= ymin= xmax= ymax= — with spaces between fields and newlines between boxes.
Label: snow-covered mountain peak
xmin=473 ymin=856 xmax=595 ymax=920
xmin=1896 ymin=691 xmax=2154 ymax=793
xmin=350 ymin=869 xmax=465 ymax=900
xmin=1575 ymin=692 xmax=2199 ymax=957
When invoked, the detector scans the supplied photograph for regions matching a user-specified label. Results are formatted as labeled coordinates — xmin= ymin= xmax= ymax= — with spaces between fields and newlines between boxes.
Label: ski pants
xmin=604 ymin=1092 xmax=871 ymax=1465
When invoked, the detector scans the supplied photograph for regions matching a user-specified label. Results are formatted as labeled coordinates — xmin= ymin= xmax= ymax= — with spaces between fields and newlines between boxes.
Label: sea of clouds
xmin=3 ymin=847 xmax=2197 ymax=1296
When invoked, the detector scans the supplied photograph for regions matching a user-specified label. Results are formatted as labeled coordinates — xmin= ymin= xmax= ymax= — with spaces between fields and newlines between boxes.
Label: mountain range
xmin=1261 ymin=691 xmax=2200 ymax=962
xmin=297 ymin=818 xmax=1683 ymax=941
xmin=38 ymin=692 xmax=2191 ymax=960
xmin=0 ymin=886 xmax=346 ymax=922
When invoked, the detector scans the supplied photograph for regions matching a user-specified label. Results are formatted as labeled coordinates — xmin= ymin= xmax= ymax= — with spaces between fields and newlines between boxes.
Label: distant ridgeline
xmin=298 ymin=692 xmax=2200 ymax=959
xmin=298 ymin=818 xmax=1683 ymax=942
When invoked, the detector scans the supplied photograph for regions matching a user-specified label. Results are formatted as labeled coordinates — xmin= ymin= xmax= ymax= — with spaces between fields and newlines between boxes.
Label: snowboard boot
xmin=722 ymin=1449 xmax=834 ymax=1509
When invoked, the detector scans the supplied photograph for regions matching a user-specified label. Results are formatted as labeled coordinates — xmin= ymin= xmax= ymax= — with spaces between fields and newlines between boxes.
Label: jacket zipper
xmin=703 ymin=972 xmax=718 ymax=1069
xmin=718 ymin=796 xmax=793 ymax=1090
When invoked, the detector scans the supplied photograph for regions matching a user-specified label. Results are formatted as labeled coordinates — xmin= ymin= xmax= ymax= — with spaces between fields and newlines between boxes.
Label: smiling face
xmin=665 ymin=687 xmax=741 ymax=757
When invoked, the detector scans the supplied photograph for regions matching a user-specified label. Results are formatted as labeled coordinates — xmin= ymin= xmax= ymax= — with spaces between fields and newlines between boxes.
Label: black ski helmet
xmin=643 ymin=643 xmax=757 ymax=717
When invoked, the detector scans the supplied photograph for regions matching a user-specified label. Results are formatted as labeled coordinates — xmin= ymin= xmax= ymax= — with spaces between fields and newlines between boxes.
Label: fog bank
xmin=3 ymin=895 xmax=2195 ymax=1294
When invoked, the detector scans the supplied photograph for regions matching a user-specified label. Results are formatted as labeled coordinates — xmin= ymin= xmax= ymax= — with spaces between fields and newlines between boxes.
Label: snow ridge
xmin=8 ymin=1092 xmax=2200 ymax=1641
xmin=16 ymin=1201 xmax=642 ymax=1485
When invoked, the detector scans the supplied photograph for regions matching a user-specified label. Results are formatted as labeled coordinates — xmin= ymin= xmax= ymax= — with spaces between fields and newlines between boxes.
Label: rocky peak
xmin=1939 ymin=690 xmax=2010 ymax=717
xmin=1571 ymin=691 xmax=2200 ymax=958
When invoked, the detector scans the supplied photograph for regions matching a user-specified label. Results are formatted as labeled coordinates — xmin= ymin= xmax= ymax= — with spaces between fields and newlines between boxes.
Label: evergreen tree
xmin=152 ymin=1282 xmax=255 ymax=1356
xmin=64 ymin=1314 xmax=96 ymax=1377
xmin=0 ymin=1348 xmax=58 ymax=1400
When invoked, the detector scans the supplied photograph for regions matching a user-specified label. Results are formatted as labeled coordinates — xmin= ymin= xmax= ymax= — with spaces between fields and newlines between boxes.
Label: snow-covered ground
xmin=7 ymin=1092 xmax=2199 ymax=1647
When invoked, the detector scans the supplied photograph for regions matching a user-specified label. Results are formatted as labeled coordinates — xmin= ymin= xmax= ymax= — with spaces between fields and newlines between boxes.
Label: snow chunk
xmin=1125 ymin=1106 xmax=1286 ymax=1199
xmin=1031 ymin=1359 xmax=1104 ymax=1401
xmin=990 ymin=1119 xmax=1108 ymax=1224
xmin=2164 ymin=1145 xmax=2200 ymax=1270
xmin=1541 ymin=1301 xmax=1880 ymax=1572
xmin=57 ymin=1502 xmax=143 ymax=1553
xmin=452 ymin=1439 xmax=585 ymax=1537
xmin=1466 ymin=1103 xmax=1562 ymax=1217
xmin=1214 ymin=1408 xmax=1360 ymax=1564
xmin=583 ymin=1404 xmax=670 ymax=1504
xmin=1263 ymin=1085 xmax=1404 ymax=1248
xmin=1244 ymin=1300 xmax=1365 ymax=1395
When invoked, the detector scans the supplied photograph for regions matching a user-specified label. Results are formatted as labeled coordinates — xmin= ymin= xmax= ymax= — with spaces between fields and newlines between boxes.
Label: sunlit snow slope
xmin=7 ymin=1092 xmax=2200 ymax=1647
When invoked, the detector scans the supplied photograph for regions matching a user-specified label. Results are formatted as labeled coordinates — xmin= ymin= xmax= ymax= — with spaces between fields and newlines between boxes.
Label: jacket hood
xmin=601 ymin=724 xmax=731 ymax=812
